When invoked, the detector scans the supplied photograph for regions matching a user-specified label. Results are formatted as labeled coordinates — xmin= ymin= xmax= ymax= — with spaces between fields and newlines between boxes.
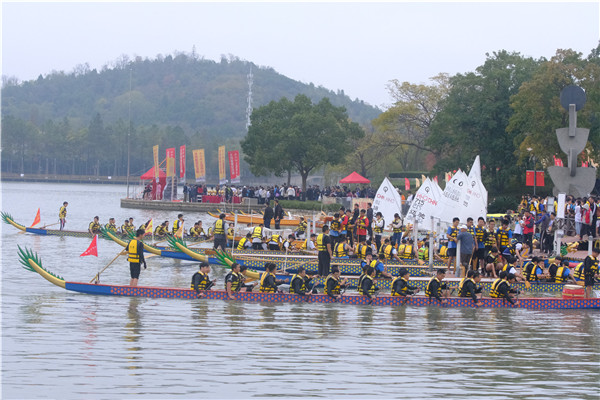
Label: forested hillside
xmin=1 ymin=52 xmax=380 ymax=178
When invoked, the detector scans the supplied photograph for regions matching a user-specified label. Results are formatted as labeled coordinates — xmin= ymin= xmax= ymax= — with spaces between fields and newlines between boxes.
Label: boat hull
xmin=62 ymin=282 xmax=600 ymax=309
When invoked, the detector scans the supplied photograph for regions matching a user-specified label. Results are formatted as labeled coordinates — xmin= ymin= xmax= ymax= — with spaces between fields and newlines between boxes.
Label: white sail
xmin=468 ymin=155 xmax=488 ymax=206
xmin=405 ymin=178 xmax=442 ymax=225
xmin=435 ymin=170 xmax=470 ymax=223
xmin=372 ymin=177 xmax=403 ymax=225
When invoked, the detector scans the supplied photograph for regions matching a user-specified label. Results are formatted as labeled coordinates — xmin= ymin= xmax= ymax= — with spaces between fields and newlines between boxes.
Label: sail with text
xmin=372 ymin=177 xmax=404 ymax=225
xmin=405 ymin=178 xmax=442 ymax=225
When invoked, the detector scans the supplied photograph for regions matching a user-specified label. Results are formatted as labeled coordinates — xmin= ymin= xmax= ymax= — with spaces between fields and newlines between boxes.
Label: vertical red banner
xmin=404 ymin=177 xmax=410 ymax=190
xmin=228 ymin=150 xmax=240 ymax=184
xmin=166 ymin=148 xmax=175 ymax=177
xmin=179 ymin=145 xmax=186 ymax=180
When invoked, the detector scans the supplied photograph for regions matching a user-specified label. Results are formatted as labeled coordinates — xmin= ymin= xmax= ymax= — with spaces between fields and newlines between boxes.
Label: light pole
xmin=527 ymin=147 xmax=536 ymax=196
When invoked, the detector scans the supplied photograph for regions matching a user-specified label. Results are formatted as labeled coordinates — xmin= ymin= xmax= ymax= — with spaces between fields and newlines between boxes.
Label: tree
xmin=427 ymin=51 xmax=540 ymax=192
xmin=241 ymin=94 xmax=364 ymax=194
xmin=507 ymin=46 xmax=600 ymax=167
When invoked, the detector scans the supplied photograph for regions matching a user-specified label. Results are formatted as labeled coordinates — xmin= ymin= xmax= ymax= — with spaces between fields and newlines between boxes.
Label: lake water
xmin=1 ymin=182 xmax=599 ymax=399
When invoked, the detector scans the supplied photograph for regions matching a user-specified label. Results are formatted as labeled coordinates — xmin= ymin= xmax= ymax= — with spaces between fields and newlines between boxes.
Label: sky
xmin=1 ymin=1 xmax=599 ymax=108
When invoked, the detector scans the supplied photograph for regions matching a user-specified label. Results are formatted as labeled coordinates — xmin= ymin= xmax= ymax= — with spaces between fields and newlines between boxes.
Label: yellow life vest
xmin=380 ymin=244 xmax=393 ymax=259
xmin=251 ymin=226 xmax=263 ymax=239
xmin=439 ymin=246 xmax=448 ymax=257
xmin=227 ymin=271 xmax=242 ymax=292
xmin=554 ymin=266 xmax=568 ymax=283
xmin=297 ymin=221 xmax=307 ymax=233
xmin=214 ymin=219 xmax=225 ymax=235
xmin=172 ymin=219 xmax=181 ymax=234
xmin=390 ymin=276 xmax=410 ymax=296
xmin=497 ymin=228 xmax=510 ymax=247
xmin=399 ymin=244 xmax=413 ymax=258
xmin=89 ymin=221 xmax=100 ymax=232
xmin=333 ymin=242 xmax=347 ymax=257
xmin=289 ymin=274 xmax=306 ymax=294
xmin=237 ymin=237 xmax=249 ymax=250
xmin=259 ymin=272 xmax=277 ymax=293
xmin=190 ymin=272 xmax=210 ymax=290
xmin=458 ymin=278 xmax=475 ymax=297
xmin=425 ymin=277 xmax=441 ymax=297
xmin=355 ymin=243 xmax=367 ymax=260
xmin=268 ymin=234 xmax=280 ymax=246
xmin=358 ymin=275 xmax=376 ymax=296
xmin=502 ymin=263 xmax=514 ymax=273
xmin=392 ymin=218 xmax=402 ymax=234
xmin=573 ymin=262 xmax=585 ymax=280
xmin=105 ymin=223 xmax=117 ymax=232
xmin=324 ymin=275 xmax=341 ymax=295
xmin=523 ymin=261 xmax=540 ymax=281
xmin=418 ymin=247 xmax=429 ymax=261
xmin=373 ymin=218 xmax=384 ymax=234
xmin=59 ymin=206 xmax=67 ymax=218
xmin=484 ymin=229 xmax=496 ymax=246
xmin=316 ymin=233 xmax=327 ymax=252
xmin=227 ymin=227 xmax=235 ymax=238
xmin=127 ymin=239 xmax=140 ymax=263
xmin=489 ymin=278 xmax=504 ymax=298
xmin=330 ymin=219 xmax=340 ymax=232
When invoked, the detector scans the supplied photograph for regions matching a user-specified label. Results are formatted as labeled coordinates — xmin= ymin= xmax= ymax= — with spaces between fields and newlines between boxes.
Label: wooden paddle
xmin=90 ymin=250 xmax=127 ymax=283
xmin=40 ymin=222 xmax=60 ymax=229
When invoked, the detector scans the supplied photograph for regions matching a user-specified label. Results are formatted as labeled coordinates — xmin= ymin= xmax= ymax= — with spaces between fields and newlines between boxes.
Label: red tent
xmin=140 ymin=167 xmax=166 ymax=200
xmin=339 ymin=171 xmax=371 ymax=184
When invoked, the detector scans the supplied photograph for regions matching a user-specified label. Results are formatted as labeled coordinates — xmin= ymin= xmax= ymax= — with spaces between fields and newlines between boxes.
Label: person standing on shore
xmin=126 ymin=229 xmax=146 ymax=287
xmin=59 ymin=201 xmax=68 ymax=230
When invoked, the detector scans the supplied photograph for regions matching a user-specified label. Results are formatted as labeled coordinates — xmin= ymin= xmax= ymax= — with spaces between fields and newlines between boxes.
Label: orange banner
xmin=218 ymin=145 xmax=226 ymax=185
xmin=153 ymin=145 xmax=159 ymax=181
xmin=166 ymin=148 xmax=175 ymax=177
xmin=193 ymin=149 xmax=206 ymax=183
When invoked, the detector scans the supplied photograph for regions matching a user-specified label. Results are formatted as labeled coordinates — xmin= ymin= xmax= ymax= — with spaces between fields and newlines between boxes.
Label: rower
xmin=523 ymin=256 xmax=547 ymax=282
xmin=239 ymin=265 xmax=258 ymax=292
xmin=391 ymin=268 xmax=420 ymax=297
xmin=282 ymin=234 xmax=295 ymax=253
xmin=104 ymin=217 xmax=117 ymax=232
xmin=237 ymin=233 xmax=252 ymax=250
xmin=196 ymin=221 xmax=207 ymax=239
xmin=490 ymin=272 xmax=519 ymax=305
xmin=126 ymin=229 xmax=147 ymax=287
xmin=227 ymin=222 xmax=235 ymax=246
xmin=458 ymin=270 xmax=483 ymax=304
xmin=549 ymin=259 xmax=576 ymax=284
xmin=259 ymin=263 xmax=285 ymax=293
xmin=172 ymin=214 xmax=184 ymax=235
xmin=380 ymin=238 xmax=401 ymax=262
xmin=358 ymin=266 xmax=379 ymax=300
xmin=191 ymin=262 xmax=216 ymax=296
xmin=267 ymin=233 xmax=282 ymax=251
xmin=324 ymin=266 xmax=348 ymax=300
xmin=225 ymin=262 xmax=243 ymax=300
xmin=329 ymin=212 xmax=341 ymax=245
xmin=333 ymin=235 xmax=351 ymax=259
xmin=484 ymin=247 xmax=501 ymax=278
xmin=502 ymin=240 xmax=528 ymax=268
xmin=370 ymin=253 xmax=393 ymax=279
xmin=582 ymin=247 xmax=600 ymax=298
xmin=295 ymin=216 xmax=307 ymax=239
xmin=154 ymin=221 xmax=168 ymax=236
xmin=289 ymin=266 xmax=315 ymax=296
xmin=501 ymin=261 xmax=526 ymax=282
xmin=354 ymin=237 xmax=369 ymax=260
xmin=251 ymin=223 xmax=265 ymax=250
xmin=213 ymin=213 xmax=227 ymax=250
xmin=121 ymin=219 xmax=130 ymax=235
xmin=189 ymin=221 xmax=201 ymax=237
xmin=88 ymin=216 xmax=101 ymax=234
xmin=425 ymin=268 xmax=449 ymax=304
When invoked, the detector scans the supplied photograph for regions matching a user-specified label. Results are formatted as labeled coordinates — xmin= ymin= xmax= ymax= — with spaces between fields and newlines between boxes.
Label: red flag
xmin=179 ymin=145 xmax=186 ymax=179
xmin=30 ymin=208 xmax=41 ymax=227
xmin=433 ymin=176 xmax=438 ymax=183
xmin=553 ymin=156 xmax=563 ymax=167
xmin=80 ymin=235 xmax=98 ymax=257
xmin=404 ymin=177 xmax=410 ymax=190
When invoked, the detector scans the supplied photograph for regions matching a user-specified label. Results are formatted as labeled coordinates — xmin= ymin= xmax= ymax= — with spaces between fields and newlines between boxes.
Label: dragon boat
xmin=208 ymin=211 xmax=330 ymax=228
xmin=17 ymin=246 xmax=600 ymax=310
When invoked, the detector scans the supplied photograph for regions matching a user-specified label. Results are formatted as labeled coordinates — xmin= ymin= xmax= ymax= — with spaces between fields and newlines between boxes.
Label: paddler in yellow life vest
xmin=484 ymin=247 xmax=501 ymax=278
xmin=380 ymin=238 xmax=401 ymax=262
xmin=329 ymin=212 xmax=341 ymax=245
xmin=358 ymin=253 xmax=373 ymax=290
xmin=446 ymin=217 xmax=460 ymax=273
xmin=59 ymin=201 xmax=68 ymax=230
xmin=126 ymin=229 xmax=147 ymax=287
xmin=195 ymin=221 xmax=207 ymax=239
xmin=397 ymin=238 xmax=415 ymax=259
xmin=189 ymin=221 xmax=201 ymax=237
xmin=490 ymin=272 xmax=519 ymax=305
xmin=104 ymin=217 xmax=117 ymax=232
xmin=358 ymin=266 xmax=379 ymax=300
xmin=237 ymin=233 xmax=252 ymax=250
xmin=295 ymin=216 xmax=308 ymax=239
xmin=354 ymin=237 xmax=369 ymax=260
xmin=268 ymin=233 xmax=282 ymax=251
xmin=333 ymin=235 xmax=352 ymax=259
xmin=372 ymin=212 xmax=385 ymax=251
xmin=496 ymin=219 xmax=513 ymax=256
xmin=121 ymin=219 xmax=130 ymax=235
xmin=226 ymin=223 xmax=236 ymax=247
xmin=370 ymin=253 xmax=393 ymax=279
xmin=88 ymin=216 xmax=101 ymax=234
xmin=154 ymin=221 xmax=169 ymax=236
xmin=324 ymin=266 xmax=348 ymax=300
xmin=225 ymin=263 xmax=257 ymax=299
xmin=172 ymin=214 xmax=184 ymax=235
xmin=484 ymin=219 xmax=497 ymax=252
xmin=212 ymin=213 xmax=227 ymax=250
xmin=138 ymin=219 xmax=151 ymax=232
xmin=289 ymin=266 xmax=315 ymax=296
xmin=191 ymin=262 xmax=216 ymax=297
xmin=391 ymin=268 xmax=420 ymax=297
xmin=259 ymin=263 xmax=285 ymax=293
xmin=500 ymin=261 xmax=525 ymax=282
xmin=390 ymin=213 xmax=403 ymax=247
xmin=458 ymin=270 xmax=483 ymax=304
xmin=581 ymin=247 xmax=600 ymax=298
xmin=251 ymin=223 xmax=265 ymax=250
xmin=425 ymin=269 xmax=449 ymax=304
xmin=548 ymin=259 xmax=575 ymax=284
xmin=523 ymin=256 xmax=547 ymax=282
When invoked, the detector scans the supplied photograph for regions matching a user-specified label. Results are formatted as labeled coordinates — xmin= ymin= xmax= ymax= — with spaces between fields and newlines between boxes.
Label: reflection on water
xmin=2 ymin=183 xmax=600 ymax=399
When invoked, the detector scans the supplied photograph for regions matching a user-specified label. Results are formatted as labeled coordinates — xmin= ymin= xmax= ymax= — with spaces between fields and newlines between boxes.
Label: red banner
xmin=80 ymin=235 xmax=98 ymax=257
xmin=30 ymin=208 xmax=41 ymax=227
xmin=166 ymin=148 xmax=175 ymax=177
xmin=179 ymin=145 xmax=186 ymax=180
xmin=228 ymin=150 xmax=240 ymax=184
xmin=526 ymin=170 xmax=545 ymax=186
xmin=404 ymin=177 xmax=410 ymax=190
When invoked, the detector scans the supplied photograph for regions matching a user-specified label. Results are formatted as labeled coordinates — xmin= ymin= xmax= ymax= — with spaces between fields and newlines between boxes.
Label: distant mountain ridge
xmin=1 ymin=53 xmax=381 ymax=137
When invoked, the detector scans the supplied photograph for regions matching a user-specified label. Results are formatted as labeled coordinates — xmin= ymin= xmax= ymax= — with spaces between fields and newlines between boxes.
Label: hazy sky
xmin=2 ymin=1 xmax=599 ymax=108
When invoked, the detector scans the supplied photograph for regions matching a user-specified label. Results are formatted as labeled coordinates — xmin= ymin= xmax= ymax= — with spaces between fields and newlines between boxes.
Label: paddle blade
xmin=525 ymin=280 xmax=531 ymax=289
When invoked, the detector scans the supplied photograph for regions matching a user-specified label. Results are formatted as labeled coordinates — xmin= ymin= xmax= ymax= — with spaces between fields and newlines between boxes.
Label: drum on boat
xmin=562 ymin=284 xmax=585 ymax=299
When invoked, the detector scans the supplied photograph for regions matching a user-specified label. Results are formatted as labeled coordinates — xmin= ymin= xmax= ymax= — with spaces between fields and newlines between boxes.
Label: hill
xmin=1 ymin=52 xmax=380 ymax=179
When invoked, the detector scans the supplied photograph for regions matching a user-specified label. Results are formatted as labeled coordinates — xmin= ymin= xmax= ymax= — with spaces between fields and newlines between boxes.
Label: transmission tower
xmin=245 ymin=66 xmax=253 ymax=131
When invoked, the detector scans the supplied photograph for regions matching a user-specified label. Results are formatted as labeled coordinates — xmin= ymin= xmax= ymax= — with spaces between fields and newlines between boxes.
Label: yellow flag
xmin=415 ymin=178 xmax=421 ymax=188
xmin=145 ymin=219 xmax=153 ymax=235
xmin=421 ymin=174 xmax=427 ymax=183
xmin=175 ymin=222 xmax=184 ymax=239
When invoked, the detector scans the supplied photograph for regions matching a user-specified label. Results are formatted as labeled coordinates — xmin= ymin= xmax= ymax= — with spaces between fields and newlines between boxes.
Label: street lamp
xmin=527 ymin=147 xmax=536 ymax=195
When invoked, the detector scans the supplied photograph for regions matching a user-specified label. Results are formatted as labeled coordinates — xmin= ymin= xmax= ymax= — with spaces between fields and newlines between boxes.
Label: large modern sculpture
xmin=547 ymin=85 xmax=597 ymax=197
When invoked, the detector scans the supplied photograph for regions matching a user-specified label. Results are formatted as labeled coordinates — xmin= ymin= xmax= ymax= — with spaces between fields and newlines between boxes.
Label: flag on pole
xmin=145 ymin=219 xmax=153 ymax=235
xmin=179 ymin=145 xmax=186 ymax=180
xmin=218 ymin=145 xmax=227 ymax=184
xmin=30 ymin=208 xmax=41 ymax=227
xmin=175 ymin=223 xmax=184 ymax=239
xmin=433 ymin=176 xmax=438 ymax=183
xmin=404 ymin=178 xmax=410 ymax=190
xmin=153 ymin=145 xmax=159 ymax=181
xmin=415 ymin=178 xmax=421 ymax=188
xmin=80 ymin=235 xmax=98 ymax=257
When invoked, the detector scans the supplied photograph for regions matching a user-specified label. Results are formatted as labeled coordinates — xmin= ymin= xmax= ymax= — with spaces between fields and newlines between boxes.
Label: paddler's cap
xmin=459 ymin=225 xmax=467 ymax=230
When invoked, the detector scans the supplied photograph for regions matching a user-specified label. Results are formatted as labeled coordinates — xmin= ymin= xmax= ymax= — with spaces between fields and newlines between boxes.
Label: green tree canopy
xmin=241 ymin=94 xmax=364 ymax=193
